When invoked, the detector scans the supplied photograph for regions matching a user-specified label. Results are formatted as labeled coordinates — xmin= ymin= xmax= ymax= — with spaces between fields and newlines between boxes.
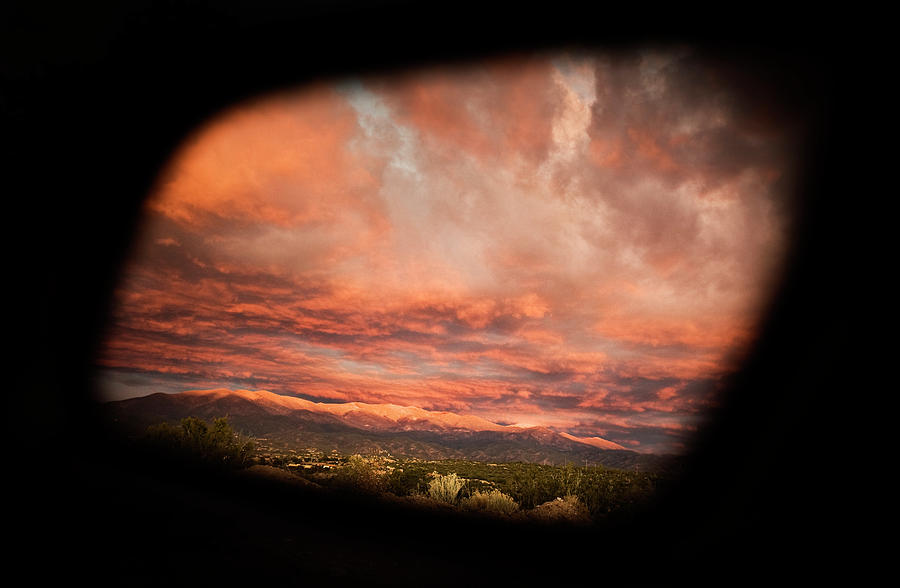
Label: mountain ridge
xmin=104 ymin=388 xmax=677 ymax=472
xmin=160 ymin=388 xmax=629 ymax=449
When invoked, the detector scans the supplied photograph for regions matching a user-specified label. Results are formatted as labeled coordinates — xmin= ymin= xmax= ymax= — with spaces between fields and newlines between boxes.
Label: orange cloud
xmin=96 ymin=49 xmax=796 ymax=454
xmin=627 ymin=127 xmax=679 ymax=172
xmin=147 ymin=85 xmax=388 ymax=241
xmin=589 ymin=136 xmax=625 ymax=168
xmin=378 ymin=57 xmax=560 ymax=167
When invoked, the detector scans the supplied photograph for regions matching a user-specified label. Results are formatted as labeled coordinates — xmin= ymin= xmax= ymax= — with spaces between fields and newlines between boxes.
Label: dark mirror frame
xmin=6 ymin=2 xmax=857 ymax=585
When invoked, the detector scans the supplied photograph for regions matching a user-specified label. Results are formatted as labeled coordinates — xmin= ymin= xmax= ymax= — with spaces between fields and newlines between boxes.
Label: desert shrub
xmin=505 ymin=464 xmax=565 ymax=509
xmin=574 ymin=468 xmax=657 ymax=519
xmin=555 ymin=463 xmax=584 ymax=496
xmin=528 ymin=494 xmax=591 ymax=524
xmin=493 ymin=462 xmax=659 ymax=520
xmin=427 ymin=472 xmax=466 ymax=504
xmin=335 ymin=454 xmax=386 ymax=493
xmin=461 ymin=489 xmax=519 ymax=515
xmin=144 ymin=417 xmax=255 ymax=468
xmin=386 ymin=467 xmax=425 ymax=496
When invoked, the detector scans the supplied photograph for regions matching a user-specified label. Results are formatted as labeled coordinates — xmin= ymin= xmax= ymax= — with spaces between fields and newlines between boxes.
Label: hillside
xmin=104 ymin=388 xmax=674 ymax=472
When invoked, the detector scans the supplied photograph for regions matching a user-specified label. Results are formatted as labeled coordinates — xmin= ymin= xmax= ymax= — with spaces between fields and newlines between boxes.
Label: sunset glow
xmin=96 ymin=49 xmax=796 ymax=453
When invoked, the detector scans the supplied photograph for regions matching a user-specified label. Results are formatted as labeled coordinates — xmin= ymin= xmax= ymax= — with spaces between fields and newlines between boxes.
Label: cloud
xmin=95 ymin=48 xmax=797 ymax=454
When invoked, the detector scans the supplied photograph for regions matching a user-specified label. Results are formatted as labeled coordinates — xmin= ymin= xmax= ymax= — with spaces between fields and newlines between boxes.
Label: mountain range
xmin=104 ymin=388 xmax=674 ymax=472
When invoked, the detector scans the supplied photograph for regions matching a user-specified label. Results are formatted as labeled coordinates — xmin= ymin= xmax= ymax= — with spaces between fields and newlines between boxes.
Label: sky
xmin=95 ymin=48 xmax=797 ymax=454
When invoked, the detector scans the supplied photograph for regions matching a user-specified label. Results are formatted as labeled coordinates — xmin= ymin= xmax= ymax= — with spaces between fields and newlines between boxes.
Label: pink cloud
xmin=96 ymin=49 xmax=797 ymax=454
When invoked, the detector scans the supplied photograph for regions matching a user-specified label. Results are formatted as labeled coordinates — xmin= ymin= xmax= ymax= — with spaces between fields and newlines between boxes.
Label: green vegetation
xmin=335 ymin=453 xmax=389 ymax=493
xmin=138 ymin=417 xmax=663 ymax=524
xmin=298 ymin=454 xmax=661 ymax=523
xmin=360 ymin=458 xmax=660 ymax=520
xmin=144 ymin=417 xmax=256 ymax=468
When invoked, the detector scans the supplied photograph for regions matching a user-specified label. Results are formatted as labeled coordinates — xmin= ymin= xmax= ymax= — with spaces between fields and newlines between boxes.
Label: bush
xmin=336 ymin=454 xmax=386 ymax=493
xmin=505 ymin=464 xmax=565 ymax=509
xmin=145 ymin=417 xmax=255 ymax=468
xmin=386 ymin=467 xmax=424 ymax=496
xmin=461 ymin=489 xmax=519 ymax=515
xmin=554 ymin=463 xmax=584 ymax=497
xmin=528 ymin=494 xmax=592 ymax=524
xmin=427 ymin=472 xmax=466 ymax=504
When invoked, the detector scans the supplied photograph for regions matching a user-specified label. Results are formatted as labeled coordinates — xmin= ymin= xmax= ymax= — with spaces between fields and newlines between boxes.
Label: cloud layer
xmin=96 ymin=49 xmax=796 ymax=454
